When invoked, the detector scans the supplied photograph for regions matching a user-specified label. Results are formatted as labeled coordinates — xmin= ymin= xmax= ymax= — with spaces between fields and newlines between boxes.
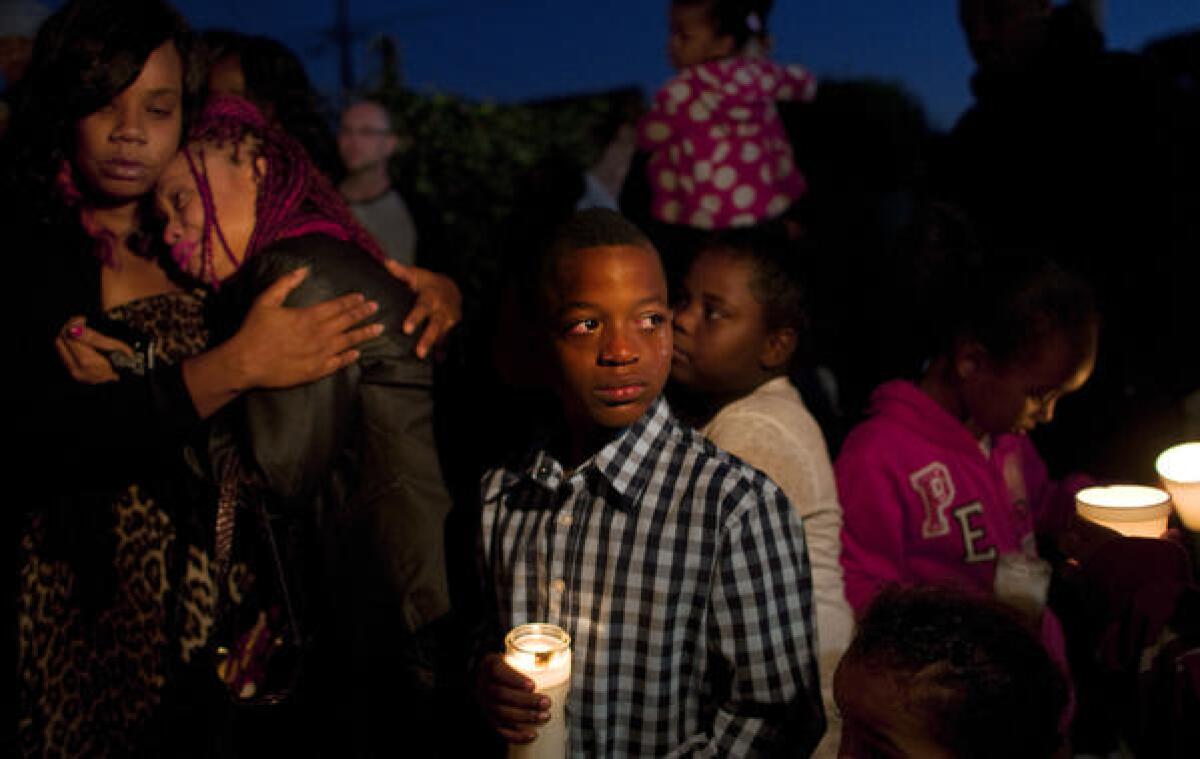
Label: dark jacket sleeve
xmin=18 ymin=224 xmax=200 ymax=491
xmin=52 ymin=363 xmax=198 ymax=472
xmin=209 ymin=235 xmax=453 ymax=640
xmin=218 ymin=235 xmax=426 ymax=506
xmin=19 ymin=344 xmax=199 ymax=499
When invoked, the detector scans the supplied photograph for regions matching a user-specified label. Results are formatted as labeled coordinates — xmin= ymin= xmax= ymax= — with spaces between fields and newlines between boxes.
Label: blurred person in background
xmin=203 ymin=29 xmax=341 ymax=179
xmin=0 ymin=0 xmax=49 ymax=136
xmin=941 ymin=0 xmax=1191 ymax=481
xmin=337 ymin=98 xmax=418 ymax=266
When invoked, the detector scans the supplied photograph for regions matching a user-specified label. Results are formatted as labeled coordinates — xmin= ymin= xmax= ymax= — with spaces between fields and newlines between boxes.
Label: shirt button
xmin=559 ymin=514 xmax=573 ymax=528
xmin=551 ymin=579 xmax=566 ymax=594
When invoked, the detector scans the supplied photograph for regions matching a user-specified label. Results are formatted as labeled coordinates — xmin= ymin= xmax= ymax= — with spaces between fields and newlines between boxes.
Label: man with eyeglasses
xmin=338 ymin=98 xmax=418 ymax=265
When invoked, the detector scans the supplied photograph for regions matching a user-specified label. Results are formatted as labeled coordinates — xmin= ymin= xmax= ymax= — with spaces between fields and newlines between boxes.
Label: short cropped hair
xmin=343 ymin=97 xmax=394 ymax=132
xmin=691 ymin=225 xmax=807 ymax=334
xmin=845 ymin=586 xmax=1067 ymax=759
xmin=537 ymin=209 xmax=659 ymax=319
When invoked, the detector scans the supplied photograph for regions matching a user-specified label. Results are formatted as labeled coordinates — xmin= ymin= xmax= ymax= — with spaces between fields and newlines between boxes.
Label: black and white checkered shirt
xmin=481 ymin=397 xmax=824 ymax=757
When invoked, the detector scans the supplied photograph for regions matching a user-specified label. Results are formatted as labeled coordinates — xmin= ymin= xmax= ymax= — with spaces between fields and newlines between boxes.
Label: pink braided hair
xmin=176 ymin=95 xmax=385 ymax=286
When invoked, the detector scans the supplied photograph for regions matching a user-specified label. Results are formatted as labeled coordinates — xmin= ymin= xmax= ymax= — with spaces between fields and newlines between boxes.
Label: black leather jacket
xmin=206 ymin=233 xmax=452 ymax=645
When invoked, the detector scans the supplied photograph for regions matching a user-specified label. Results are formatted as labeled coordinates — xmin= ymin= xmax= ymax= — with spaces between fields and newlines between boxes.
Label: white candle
xmin=1156 ymin=442 xmax=1200 ymax=530
xmin=505 ymin=623 xmax=571 ymax=759
xmin=1076 ymin=484 xmax=1171 ymax=538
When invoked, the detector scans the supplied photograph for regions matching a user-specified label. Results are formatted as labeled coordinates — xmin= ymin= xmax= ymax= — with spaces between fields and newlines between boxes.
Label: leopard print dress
xmin=17 ymin=291 xmax=219 ymax=758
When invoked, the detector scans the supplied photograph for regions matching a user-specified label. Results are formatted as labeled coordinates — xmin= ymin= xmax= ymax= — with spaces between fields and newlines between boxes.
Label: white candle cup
xmin=504 ymin=623 xmax=572 ymax=759
xmin=1076 ymin=484 xmax=1171 ymax=538
xmin=1156 ymin=442 xmax=1200 ymax=531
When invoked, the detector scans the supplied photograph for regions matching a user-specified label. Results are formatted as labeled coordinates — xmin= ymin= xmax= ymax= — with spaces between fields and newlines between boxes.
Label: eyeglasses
xmin=339 ymin=127 xmax=392 ymax=138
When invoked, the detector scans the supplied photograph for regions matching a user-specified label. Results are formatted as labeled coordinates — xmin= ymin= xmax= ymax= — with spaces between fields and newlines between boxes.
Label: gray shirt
xmin=347 ymin=188 xmax=417 ymax=266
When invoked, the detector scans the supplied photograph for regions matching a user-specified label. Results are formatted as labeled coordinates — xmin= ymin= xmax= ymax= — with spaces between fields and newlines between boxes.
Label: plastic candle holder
xmin=1076 ymin=484 xmax=1171 ymax=538
xmin=1156 ymin=442 xmax=1200 ymax=531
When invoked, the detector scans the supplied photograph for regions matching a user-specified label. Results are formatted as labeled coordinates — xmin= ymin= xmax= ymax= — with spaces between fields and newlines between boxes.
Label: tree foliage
xmin=364 ymin=84 xmax=643 ymax=306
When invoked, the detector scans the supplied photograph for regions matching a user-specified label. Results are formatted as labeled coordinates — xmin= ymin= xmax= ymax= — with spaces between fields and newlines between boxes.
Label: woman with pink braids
xmin=155 ymin=94 xmax=454 ymax=755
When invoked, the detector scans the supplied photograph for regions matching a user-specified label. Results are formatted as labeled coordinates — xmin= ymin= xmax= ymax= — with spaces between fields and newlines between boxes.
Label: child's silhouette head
xmin=835 ymin=585 xmax=1067 ymax=759
xmin=925 ymin=253 xmax=1099 ymax=438
xmin=539 ymin=210 xmax=672 ymax=440
xmin=671 ymin=227 xmax=804 ymax=408
xmin=668 ymin=0 xmax=773 ymax=69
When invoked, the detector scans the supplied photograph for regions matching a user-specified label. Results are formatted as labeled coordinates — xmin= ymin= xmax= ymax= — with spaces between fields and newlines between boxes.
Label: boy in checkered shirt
xmin=474 ymin=209 xmax=823 ymax=756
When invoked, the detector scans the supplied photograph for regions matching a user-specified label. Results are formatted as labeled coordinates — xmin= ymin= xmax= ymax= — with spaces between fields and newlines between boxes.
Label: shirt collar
xmin=485 ymin=396 xmax=679 ymax=511
xmin=592 ymin=395 xmax=676 ymax=509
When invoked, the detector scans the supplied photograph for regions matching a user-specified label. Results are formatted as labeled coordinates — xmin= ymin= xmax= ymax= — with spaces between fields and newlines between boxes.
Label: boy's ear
xmin=759 ymin=327 xmax=797 ymax=371
xmin=954 ymin=339 xmax=988 ymax=380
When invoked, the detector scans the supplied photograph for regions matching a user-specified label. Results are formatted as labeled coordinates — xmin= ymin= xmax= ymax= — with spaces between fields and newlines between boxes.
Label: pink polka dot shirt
xmin=638 ymin=56 xmax=817 ymax=230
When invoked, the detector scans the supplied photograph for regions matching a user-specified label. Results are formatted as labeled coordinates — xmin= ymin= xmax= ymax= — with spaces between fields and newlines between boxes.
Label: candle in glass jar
xmin=1076 ymin=484 xmax=1171 ymax=538
xmin=1156 ymin=442 xmax=1200 ymax=530
xmin=505 ymin=623 xmax=571 ymax=759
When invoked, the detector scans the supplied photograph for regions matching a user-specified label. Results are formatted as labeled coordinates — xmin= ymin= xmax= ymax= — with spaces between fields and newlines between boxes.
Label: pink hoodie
xmin=837 ymin=380 xmax=1084 ymax=725
xmin=836 ymin=380 xmax=1082 ymax=611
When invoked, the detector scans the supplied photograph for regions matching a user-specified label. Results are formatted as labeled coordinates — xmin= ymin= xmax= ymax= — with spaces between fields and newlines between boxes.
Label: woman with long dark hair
xmin=4 ymin=1 xmax=382 ymax=753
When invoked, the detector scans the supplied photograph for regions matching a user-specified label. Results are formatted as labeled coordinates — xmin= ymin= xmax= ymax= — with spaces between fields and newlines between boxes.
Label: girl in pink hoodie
xmin=836 ymin=254 xmax=1098 ymax=718
xmin=639 ymin=0 xmax=816 ymax=230
xmin=837 ymin=254 xmax=1097 ymax=611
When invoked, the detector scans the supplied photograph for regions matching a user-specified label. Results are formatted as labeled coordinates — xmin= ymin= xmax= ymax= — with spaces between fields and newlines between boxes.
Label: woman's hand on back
xmin=55 ymin=317 xmax=134 ymax=384
xmin=382 ymin=260 xmax=462 ymax=360
xmin=226 ymin=265 xmax=383 ymax=389
xmin=182 ymin=266 xmax=382 ymax=419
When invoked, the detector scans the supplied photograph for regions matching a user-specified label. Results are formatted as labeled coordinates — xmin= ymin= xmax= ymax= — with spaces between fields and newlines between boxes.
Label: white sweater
xmin=702 ymin=376 xmax=853 ymax=758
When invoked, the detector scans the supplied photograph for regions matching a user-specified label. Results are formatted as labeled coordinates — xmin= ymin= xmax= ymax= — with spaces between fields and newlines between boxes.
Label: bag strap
xmin=213 ymin=455 xmax=239 ymax=586
xmin=254 ymin=489 xmax=304 ymax=650
xmin=214 ymin=454 xmax=304 ymax=648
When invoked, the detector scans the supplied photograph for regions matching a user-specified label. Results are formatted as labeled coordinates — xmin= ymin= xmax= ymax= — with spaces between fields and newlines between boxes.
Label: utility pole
xmin=334 ymin=0 xmax=354 ymax=103
xmin=1076 ymin=0 xmax=1105 ymax=36
xmin=371 ymin=35 xmax=404 ymax=91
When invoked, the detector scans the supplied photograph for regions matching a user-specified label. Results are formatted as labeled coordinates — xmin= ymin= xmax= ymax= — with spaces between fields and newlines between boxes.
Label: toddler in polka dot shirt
xmin=640 ymin=0 xmax=816 ymax=230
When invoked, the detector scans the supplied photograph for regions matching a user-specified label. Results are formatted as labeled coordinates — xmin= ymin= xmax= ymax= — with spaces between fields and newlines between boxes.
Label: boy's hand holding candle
xmin=477 ymin=653 xmax=551 ymax=744
xmin=503 ymin=624 xmax=571 ymax=758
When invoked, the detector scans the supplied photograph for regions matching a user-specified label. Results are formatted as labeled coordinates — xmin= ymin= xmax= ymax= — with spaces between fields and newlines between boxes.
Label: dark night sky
xmin=59 ymin=1 xmax=1200 ymax=128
